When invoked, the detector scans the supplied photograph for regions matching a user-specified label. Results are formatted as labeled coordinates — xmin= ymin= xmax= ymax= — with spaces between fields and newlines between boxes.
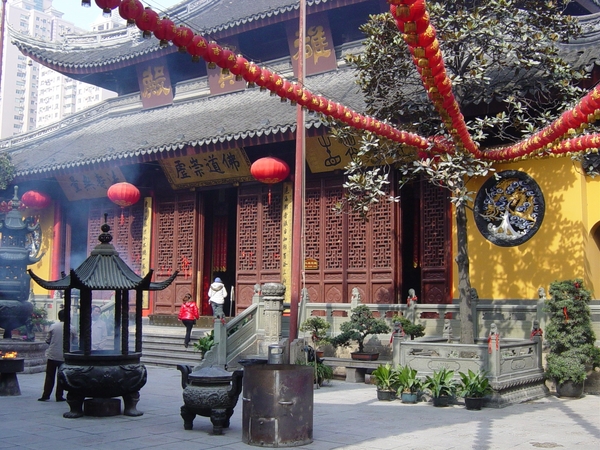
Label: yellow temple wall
xmin=29 ymin=205 xmax=54 ymax=296
xmin=453 ymin=156 xmax=600 ymax=300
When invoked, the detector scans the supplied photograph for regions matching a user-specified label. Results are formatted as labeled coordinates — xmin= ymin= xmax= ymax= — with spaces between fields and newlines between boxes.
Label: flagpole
xmin=290 ymin=0 xmax=306 ymax=342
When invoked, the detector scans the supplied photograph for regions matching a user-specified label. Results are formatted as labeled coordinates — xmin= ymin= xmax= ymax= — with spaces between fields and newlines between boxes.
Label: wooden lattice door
xmin=235 ymin=184 xmax=283 ymax=312
xmin=152 ymin=192 xmax=200 ymax=314
xmin=420 ymin=179 xmax=452 ymax=304
xmin=303 ymin=176 xmax=396 ymax=304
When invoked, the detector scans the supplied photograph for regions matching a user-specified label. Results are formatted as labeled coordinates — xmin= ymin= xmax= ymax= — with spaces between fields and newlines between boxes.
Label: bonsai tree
xmin=544 ymin=279 xmax=600 ymax=386
xmin=299 ymin=316 xmax=330 ymax=350
xmin=391 ymin=313 xmax=425 ymax=340
xmin=329 ymin=305 xmax=391 ymax=354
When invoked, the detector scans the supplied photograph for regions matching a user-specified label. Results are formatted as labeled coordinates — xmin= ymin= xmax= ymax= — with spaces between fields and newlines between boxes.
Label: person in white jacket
xmin=208 ymin=277 xmax=227 ymax=321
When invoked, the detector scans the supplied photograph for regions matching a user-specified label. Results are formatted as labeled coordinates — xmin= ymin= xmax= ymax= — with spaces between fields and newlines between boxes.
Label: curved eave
xmin=28 ymin=269 xmax=71 ymax=290
xmin=8 ymin=0 xmax=361 ymax=74
xmin=147 ymin=271 xmax=179 ymax=291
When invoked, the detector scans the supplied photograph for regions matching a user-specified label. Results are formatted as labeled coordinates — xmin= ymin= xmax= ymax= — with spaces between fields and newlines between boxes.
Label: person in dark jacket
xmin=178 ymin=293 xmax=199 ymax=348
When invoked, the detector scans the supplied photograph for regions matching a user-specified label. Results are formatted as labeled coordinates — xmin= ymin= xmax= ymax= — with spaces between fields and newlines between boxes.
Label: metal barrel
xmin=242 ymin=364 xmax=313 ymax=447
xmin=267 ymin=344 xmax=285 ymax=364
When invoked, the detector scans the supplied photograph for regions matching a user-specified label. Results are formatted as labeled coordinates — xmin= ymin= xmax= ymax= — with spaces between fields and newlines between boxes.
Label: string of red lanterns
xmin=85 ymin=0 xmax=600 ymax=163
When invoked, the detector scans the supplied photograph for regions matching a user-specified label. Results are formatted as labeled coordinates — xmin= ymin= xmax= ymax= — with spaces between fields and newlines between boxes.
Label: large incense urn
xmin=59 ymin=352 xmax=146 ymax=418
xmin=177 ymin=364 xmax=243 ymax=435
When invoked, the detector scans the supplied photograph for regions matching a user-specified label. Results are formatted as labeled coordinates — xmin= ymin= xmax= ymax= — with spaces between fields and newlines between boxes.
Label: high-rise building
xmin=0 ymin=0 xmax=117 ymax=138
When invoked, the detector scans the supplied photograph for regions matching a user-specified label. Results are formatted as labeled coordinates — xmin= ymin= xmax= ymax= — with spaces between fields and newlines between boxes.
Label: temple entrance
xmin=201 ymin=188 xmax=238 ymax=317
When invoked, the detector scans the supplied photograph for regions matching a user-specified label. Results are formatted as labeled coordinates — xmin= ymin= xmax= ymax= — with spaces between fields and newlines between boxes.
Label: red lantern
xmin=21 ymin=190 xmax=51 ymax=210
xmin=153 ymin=17 xmax=177 ymax=48
xmin=220 ymin=48 xmax=237 ymax=73
xmin=118 ymin=0 xmax=143 ymax=25
xmin=230 ymin=55 xmax=248 ymax=80
xmin=107 ymin=182 xmax=141 ymax=224
xmin=186 ymin=34 xmax=208 ymax=63
xmin=135 ymin=7 xmax=160 ymax=39
xmin=95 ymin=0 xmax=121 ymax=16
xmin=250 ymin=157 xmax=290 ymax=204
xmin=205 ymin=41 xmax=224 ymax=69
xmin=173 ymin=26 xmax=194 ymax=52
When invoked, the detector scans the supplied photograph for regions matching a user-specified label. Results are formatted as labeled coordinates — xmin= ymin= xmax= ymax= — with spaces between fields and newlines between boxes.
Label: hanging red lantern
xmin=173 ymin=26 xmax=194 ymax=53
xmin=21 ymin=190 xmax=51 ymax=210
xmin=153 ymin=17 xmax=177 ymax=48
xmin=205 ymin=41 xmax=224 ymax=69
xmin=95 ymin=0 xmax=121 ymax=16
xmin=219 ymin=48 xmax=237 ymax=73
xmin=230 ymin=55 xmax=248 ymax=80
xmin=135 ymin=7 xmax=160 ymax=39
xmin=186 ymin=34 xmax=208 ymax=63
xmin=118 ymin=0 xmax=143 ymax=25
xmin=251 ymin=157 xmax=290 ymax=204
xmin=107 ymin=182 xmax=140 ymax=224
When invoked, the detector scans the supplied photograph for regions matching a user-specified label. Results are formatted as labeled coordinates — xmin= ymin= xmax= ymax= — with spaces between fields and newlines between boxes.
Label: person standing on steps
xmin=38 ymin=308 xmax=77 ymax=402
xmin=178 ymin=293 xmax=199 ymax=348
xmin=208 ymin=277 xmax=227 ymax=325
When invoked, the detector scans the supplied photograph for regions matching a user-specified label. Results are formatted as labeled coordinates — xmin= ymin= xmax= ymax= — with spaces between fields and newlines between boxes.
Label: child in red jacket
xmin=178 ymin=294 xmax=200 ymax=348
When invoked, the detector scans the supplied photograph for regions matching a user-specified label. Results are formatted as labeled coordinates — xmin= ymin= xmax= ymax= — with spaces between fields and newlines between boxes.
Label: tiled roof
xmin=9 ymin=0 xmax=357 ymax=73
xmin=4 ymin=67 xmax=364 ymax=178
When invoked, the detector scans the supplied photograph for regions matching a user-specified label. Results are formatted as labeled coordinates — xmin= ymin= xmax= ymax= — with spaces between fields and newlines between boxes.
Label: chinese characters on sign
xmin=281 ymin=182 xmax=293 ymax=305
xmin=136 ymin=59 xmax=174 ymax=109
xmin=160 ymin=147 xmax=254 ymax=189
xmin=56 ymin=167 xmax=126 ymax=201
xmin=286 ymin=13 xmax=337 ymax=77
xmin=305 ymin=135 xmax=360 ymax=173
xmin=207 ymin=64 xmax=246 ymax=96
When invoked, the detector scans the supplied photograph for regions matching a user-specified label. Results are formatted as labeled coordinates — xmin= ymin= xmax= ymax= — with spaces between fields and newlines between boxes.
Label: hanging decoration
xmin=86 ymin=0 xmax=600 ymax=163
xmin=213 ymin=215 xmax=228 ymax=272
xmin=107 ymin=182 xmax=141 ymax=224
xmin=95 ymin=0 xmax=121 ymax=16
xmin=21 ymin=190 xmax=51 ymax=210
xmin=250 ymin=157 xmax=290 ymax=204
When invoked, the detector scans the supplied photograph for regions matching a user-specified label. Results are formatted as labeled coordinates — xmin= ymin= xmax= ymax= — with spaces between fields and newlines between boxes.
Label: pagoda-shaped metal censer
xmin=29 ymin=215 xmax=177 ymax=418
xmin=0 ymin=186 xmax=43 ymax=338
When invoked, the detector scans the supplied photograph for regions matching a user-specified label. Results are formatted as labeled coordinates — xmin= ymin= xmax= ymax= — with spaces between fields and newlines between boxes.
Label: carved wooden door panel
xmin=236 ymin=184 xmax=283 ymax=312
xmin=420 ymin=179 xmax=452 ymax=304
xmin=304 ymin=176 xmax=396 ymax=305
xmin=152 ymin=192 xmax=199 ymax=314
xmin=88 ymin=199 xmax=144 ymax=300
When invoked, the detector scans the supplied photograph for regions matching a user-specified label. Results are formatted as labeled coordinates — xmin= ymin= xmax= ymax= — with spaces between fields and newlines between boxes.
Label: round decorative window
xmin=473 ymin=170 xmax=545 ymax=247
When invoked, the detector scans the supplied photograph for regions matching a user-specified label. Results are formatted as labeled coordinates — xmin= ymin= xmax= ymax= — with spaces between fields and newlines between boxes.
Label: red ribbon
xmin=563 ymin=307 xmax=569 ymax=323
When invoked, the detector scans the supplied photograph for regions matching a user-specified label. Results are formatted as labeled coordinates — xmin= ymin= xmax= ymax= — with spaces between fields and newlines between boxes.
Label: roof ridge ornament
xmin=98 ymin=213 xmax=113 ymax=245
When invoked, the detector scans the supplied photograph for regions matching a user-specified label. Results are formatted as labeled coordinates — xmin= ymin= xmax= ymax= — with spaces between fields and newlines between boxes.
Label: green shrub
xmin=329 ymin=305 xmax=390 ymax=353
xmin=544 ymin=279 xmax=600 ymax=385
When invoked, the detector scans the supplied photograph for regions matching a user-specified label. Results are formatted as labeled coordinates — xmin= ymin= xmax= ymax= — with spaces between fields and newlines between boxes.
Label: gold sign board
xmin=304 ymin=258 xmax=319 ymax=270
xmin=305 ymin=135 xmax=360 ymax=173
xmin=56 ymin=167 xmax=126 ymax=201
xmin=160 ymin=148 xmax=254 ymax=189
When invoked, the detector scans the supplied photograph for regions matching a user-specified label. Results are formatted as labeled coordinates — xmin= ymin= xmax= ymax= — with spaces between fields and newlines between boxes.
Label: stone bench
xmin=322 ymin=357 xmax=391 ymax=383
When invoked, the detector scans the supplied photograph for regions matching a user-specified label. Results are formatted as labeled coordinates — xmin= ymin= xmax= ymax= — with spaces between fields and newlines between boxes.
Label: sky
xmin=52 ymin=0 xmax=184 ymax=31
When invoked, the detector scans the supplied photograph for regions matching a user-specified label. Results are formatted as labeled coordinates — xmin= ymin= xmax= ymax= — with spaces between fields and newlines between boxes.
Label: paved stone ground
xmin=0 ymin=365 xmax=598 ymax=450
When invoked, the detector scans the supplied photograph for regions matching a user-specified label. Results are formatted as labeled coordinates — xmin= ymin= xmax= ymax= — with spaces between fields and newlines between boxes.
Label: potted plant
xmin=458 ymin=369 xmax=493 ymax=410
xmin=329 ymin=305 xmax=391 ymax=360
xmin=391 ymin=313 xmax=426 ymax=340
xmin=396 ymin=365 xmax=422 ymax=404
xmin=423 ymin=367 xmax=457 ymax=407
xmin=299 ymin=316 xmax=330 ymax=358
xmin=193 ymin=330 xmax=215 ymax=359
xmin=306 ymin=360 xmax=334 ymax=387
xmin=371 ymin=363 xmax=399 ymax=401
xmin=544 ymin=279 xmax=600 ymax=398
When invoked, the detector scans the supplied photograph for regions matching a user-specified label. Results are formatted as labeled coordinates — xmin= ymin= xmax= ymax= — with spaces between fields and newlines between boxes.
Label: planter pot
xmin=377 ymin=389 xmax=396 ymax=401
xmin=464 ymin=397 xmax=484 ymax=410
xmin=315 ymin=350 xmax=324 ymax=359
xmin=350 ymin=352 xmax=379 ymax=361
xmin=400 ymin=392 xmax=418 ymax=404
xmin=432 ymin=395 xmax=451 ymax=407
xmin=556 ymin=380 xmax=584 ymax=398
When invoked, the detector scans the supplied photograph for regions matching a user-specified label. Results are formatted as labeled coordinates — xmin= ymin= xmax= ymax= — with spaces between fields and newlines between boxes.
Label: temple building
xmin=0 ymin=0 xmax=598 ymax=326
